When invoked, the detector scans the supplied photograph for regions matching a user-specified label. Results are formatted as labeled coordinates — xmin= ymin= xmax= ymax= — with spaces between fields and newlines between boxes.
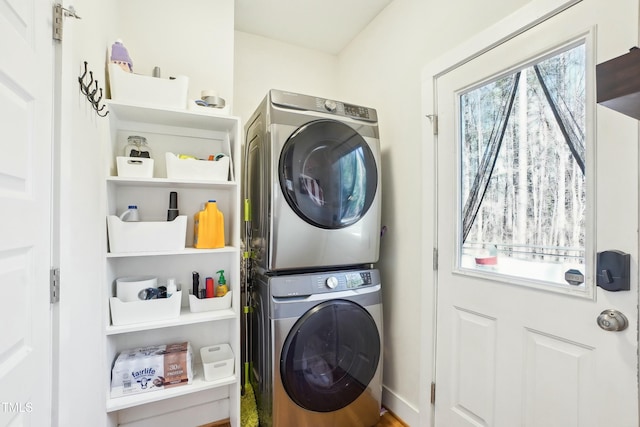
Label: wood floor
xmin=201 ymin=408 xmax=407 ymax=427
xmin=377 ymin=409 xmax=408 ymax=427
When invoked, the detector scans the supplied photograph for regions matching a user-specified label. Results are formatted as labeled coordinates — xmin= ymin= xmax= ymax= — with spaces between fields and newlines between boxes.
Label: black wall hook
xmin=78 ymin=61 xmax=108 ymax=117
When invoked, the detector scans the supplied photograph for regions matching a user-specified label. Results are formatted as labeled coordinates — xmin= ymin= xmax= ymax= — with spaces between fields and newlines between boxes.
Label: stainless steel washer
xmin=243 ymin=89 xmax=381 ymax=273
xmin=250 ymin=268 xmax=383 ymax=427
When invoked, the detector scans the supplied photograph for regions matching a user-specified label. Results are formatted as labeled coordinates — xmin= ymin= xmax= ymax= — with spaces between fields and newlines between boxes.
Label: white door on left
xmin=0 ymin=0 xmax=53 ymax=425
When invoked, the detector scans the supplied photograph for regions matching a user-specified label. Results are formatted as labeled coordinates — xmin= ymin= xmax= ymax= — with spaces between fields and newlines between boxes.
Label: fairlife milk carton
xmin=110 ymin=342 xmax=193 ymax=397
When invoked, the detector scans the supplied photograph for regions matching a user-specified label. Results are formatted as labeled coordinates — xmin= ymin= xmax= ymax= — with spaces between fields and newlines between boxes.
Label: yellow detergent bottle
xmin=193 ymin=200 xmax=225 ymax=249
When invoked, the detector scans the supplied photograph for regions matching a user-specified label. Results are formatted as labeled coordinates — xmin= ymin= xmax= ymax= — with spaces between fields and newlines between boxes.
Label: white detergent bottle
xmin=119 ymin=205 xmax=140 ymax=222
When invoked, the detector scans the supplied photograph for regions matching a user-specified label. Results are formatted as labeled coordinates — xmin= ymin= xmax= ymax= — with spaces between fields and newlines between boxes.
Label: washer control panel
xmin=270 ymin=269 xmax=379 ymax=297
xmin=317 ymin=270 xmax=374 ymax=292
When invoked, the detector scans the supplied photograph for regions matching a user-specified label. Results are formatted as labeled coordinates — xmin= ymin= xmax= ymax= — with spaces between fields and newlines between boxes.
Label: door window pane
xmin=459 ymin=43 xmax=586 ymax=288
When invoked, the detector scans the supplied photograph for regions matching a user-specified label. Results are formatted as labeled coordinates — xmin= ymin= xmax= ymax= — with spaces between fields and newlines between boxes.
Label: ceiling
xmin=234 ymin=0 xmax=394 ymax=55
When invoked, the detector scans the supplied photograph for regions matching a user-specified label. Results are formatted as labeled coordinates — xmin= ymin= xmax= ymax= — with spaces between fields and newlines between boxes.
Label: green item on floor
xmin=241 ymin=362 xmax=258 ymax=427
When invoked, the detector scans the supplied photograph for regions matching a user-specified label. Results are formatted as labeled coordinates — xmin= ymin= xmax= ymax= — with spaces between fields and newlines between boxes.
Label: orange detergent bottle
xmin=193 ymin=200 xmax=225 ymax=249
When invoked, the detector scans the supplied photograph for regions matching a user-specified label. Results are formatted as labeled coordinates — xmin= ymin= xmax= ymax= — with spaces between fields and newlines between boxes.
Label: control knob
xmin=324 ymin=99 xmax=337 ymax=112
xmin=325 ymin=276 xmax=338 ymax=289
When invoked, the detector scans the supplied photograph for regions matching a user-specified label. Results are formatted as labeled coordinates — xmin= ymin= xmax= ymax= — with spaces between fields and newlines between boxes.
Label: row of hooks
xmin=78 ymin=61 xmax=108 ymax=117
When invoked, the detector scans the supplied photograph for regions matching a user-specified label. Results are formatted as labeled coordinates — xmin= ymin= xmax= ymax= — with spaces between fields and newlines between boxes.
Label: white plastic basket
xmin=109 ymin=63 xmax=189 ymax=109
xmin=165 ymin=152 xmax=230 ymax=181
xmin=107 ymin=215 xmax=187 ymax=253
xmin=116 ymin=156 xmax=154 ymax=178
xmin=200 ymin=343 xmax=234 ymax=382
xmin=188 ymin=291 xmax=232 ymax=313
xmin=109 ymin=291 xmax=182 ymax=326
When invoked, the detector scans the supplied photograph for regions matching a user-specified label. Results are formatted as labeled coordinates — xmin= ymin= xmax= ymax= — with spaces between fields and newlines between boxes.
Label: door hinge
xmin=53 ymin=3 xmax=81 ymax=41
xmin=433 ymin=247 xmax=438 ymax=271
xmin=430 ymin=382 xmax=436 ymax=404
xmin=50 ymin=268 xmax=60 ymax=303
xmin=426 ymin=114 xmax=438 ymax=135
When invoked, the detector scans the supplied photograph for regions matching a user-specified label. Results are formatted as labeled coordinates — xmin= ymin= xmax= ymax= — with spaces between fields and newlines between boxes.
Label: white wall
xmin=233 ymin=31 xmax=339 ymax=124
xmin=55 ymin=0 xmax=117 ymax=426
xmin=335 ymin=0 xmax=530 ymax=424
xmin=114 ymin=0 xmax=235 ymax=108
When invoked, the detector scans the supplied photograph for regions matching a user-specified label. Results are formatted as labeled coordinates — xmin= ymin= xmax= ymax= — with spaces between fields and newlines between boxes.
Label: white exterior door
xmin=432 ymin=1 xmax=638 ymax=426
xmin=0 ymin=0 xmax=53 ymax=425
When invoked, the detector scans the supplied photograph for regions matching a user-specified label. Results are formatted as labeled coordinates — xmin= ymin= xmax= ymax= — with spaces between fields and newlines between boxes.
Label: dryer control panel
xmin=270 ymin=89 xmax=378 ymax=122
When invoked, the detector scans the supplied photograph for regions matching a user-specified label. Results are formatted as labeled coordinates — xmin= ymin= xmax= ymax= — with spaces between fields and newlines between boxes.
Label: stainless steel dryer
xmin=250 ymin=268 xmax=383 ymax=427
xmin=243 ymin=89 xmax=381 ymax=273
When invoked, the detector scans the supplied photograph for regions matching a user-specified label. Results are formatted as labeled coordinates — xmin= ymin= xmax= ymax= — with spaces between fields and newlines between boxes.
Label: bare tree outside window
xmin=459 ymin=43 xmax=586 ymax=287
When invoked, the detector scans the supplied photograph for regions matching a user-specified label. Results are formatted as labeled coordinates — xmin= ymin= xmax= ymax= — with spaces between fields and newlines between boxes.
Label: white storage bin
xmin=188 ymin=291 xmax=232 ymax=313
xmin=116 ymin=276 xmax=157 ymax=302
xmin=116 ymin=156 xmax=154 ymax=178
xmin=107 ymin=215 xmax=187 ymax=253
xmin=110 ymin=291 xmax=182 ymax=326
xmin=200 ymin=343 xmax=234 ymax=382
xmin=165 ymin=152 xmax=230 ymax=181
xmin=108 ymin=63 xmax=189 ymax=109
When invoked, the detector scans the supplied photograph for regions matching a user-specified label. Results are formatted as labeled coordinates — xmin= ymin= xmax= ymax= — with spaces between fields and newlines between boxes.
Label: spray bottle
xmin=216 ymin=270 xmax=228 ymax=297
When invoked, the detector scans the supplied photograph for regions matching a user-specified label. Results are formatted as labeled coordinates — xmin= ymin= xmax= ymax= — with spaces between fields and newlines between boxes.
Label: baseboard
xmin=381 ymin=385 xmax=419 ymax=426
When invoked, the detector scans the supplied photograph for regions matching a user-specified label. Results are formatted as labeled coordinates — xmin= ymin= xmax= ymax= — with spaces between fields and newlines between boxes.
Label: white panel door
xmin=434 ymin=1 xmax=638 ymax=426
xmin=0 ymin=0 xmax=52 ymax=426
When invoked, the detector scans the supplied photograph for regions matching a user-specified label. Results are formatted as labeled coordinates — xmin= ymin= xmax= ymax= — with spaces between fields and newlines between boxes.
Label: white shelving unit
xmin=104 ymin=101 xmax=241 ymax=427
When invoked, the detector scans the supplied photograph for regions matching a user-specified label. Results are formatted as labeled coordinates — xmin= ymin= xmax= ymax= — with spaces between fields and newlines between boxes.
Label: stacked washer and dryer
xmin=242 ymin=90 xmax=383 ymax=427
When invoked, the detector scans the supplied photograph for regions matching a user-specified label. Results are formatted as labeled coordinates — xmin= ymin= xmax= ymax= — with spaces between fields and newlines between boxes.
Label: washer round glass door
xmin=280 ymin=299 xmax=381 ymax=412
xmin=279 ymin=120 xmax=378 ymax=229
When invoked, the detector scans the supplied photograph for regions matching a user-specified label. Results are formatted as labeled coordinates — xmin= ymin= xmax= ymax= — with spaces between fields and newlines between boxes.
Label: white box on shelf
xmin=109 ymin=291 xmax=182 ymax=326
xmin=116 ymin=156 xmax=154 ymax=178
xmin=200 ymin=343 xmax=234 ymax=382
xmin=165 ymin=152 xmax=230 ymax=181
xmin=108 ymin=63 xmax=189 ymax=109
xmin=110 ymin=341 xmax=193 ymax=397
xmin=107 ymin=215 xmax=187 ymax=253
xmin=188 ymin=291 xmax=232 ymax=313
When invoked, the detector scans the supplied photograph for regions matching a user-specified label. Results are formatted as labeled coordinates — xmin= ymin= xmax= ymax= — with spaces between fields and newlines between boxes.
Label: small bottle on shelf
xmin=166 ymin=278 xmax=177 ymax=298
xmin=119 ymin=205 xmax=139 ymax=222
xmin=216 ymin=270 xmax=228 ymax=297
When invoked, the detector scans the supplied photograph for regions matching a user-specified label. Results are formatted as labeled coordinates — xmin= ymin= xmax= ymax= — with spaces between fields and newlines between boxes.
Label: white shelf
xmin=106 ymin=306 xmax=237 ymax=335
xmin=107 ymin=176 xmax=237 ymax=189
xmin=106 ymin=365 xmax=237 ymax=412
xmin=107 ymin=100 xmax=240 ymax=133
xmin=104 ymin=100 xmax=241 ymax=425
xmin=107 ymin=246 xmax=238 ymax=258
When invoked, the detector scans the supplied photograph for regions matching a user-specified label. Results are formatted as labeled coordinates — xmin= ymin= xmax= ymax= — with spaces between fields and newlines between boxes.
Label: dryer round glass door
xmin=280 ymin=299 xmax=381 ymax=412
xmin=279 ymin=119 xmax=378 ymax=229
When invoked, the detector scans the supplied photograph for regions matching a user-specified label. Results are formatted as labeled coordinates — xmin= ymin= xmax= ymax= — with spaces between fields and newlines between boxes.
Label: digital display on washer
xmin=344 ymin=103 xmax=370 ymax=119
xmin=345 ymin=272 xmax=373 ymax=288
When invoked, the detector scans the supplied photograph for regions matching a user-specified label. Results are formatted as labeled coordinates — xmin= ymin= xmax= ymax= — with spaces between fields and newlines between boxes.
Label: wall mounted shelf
xmin=596 ymin=47 xmax=640 ymax=120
